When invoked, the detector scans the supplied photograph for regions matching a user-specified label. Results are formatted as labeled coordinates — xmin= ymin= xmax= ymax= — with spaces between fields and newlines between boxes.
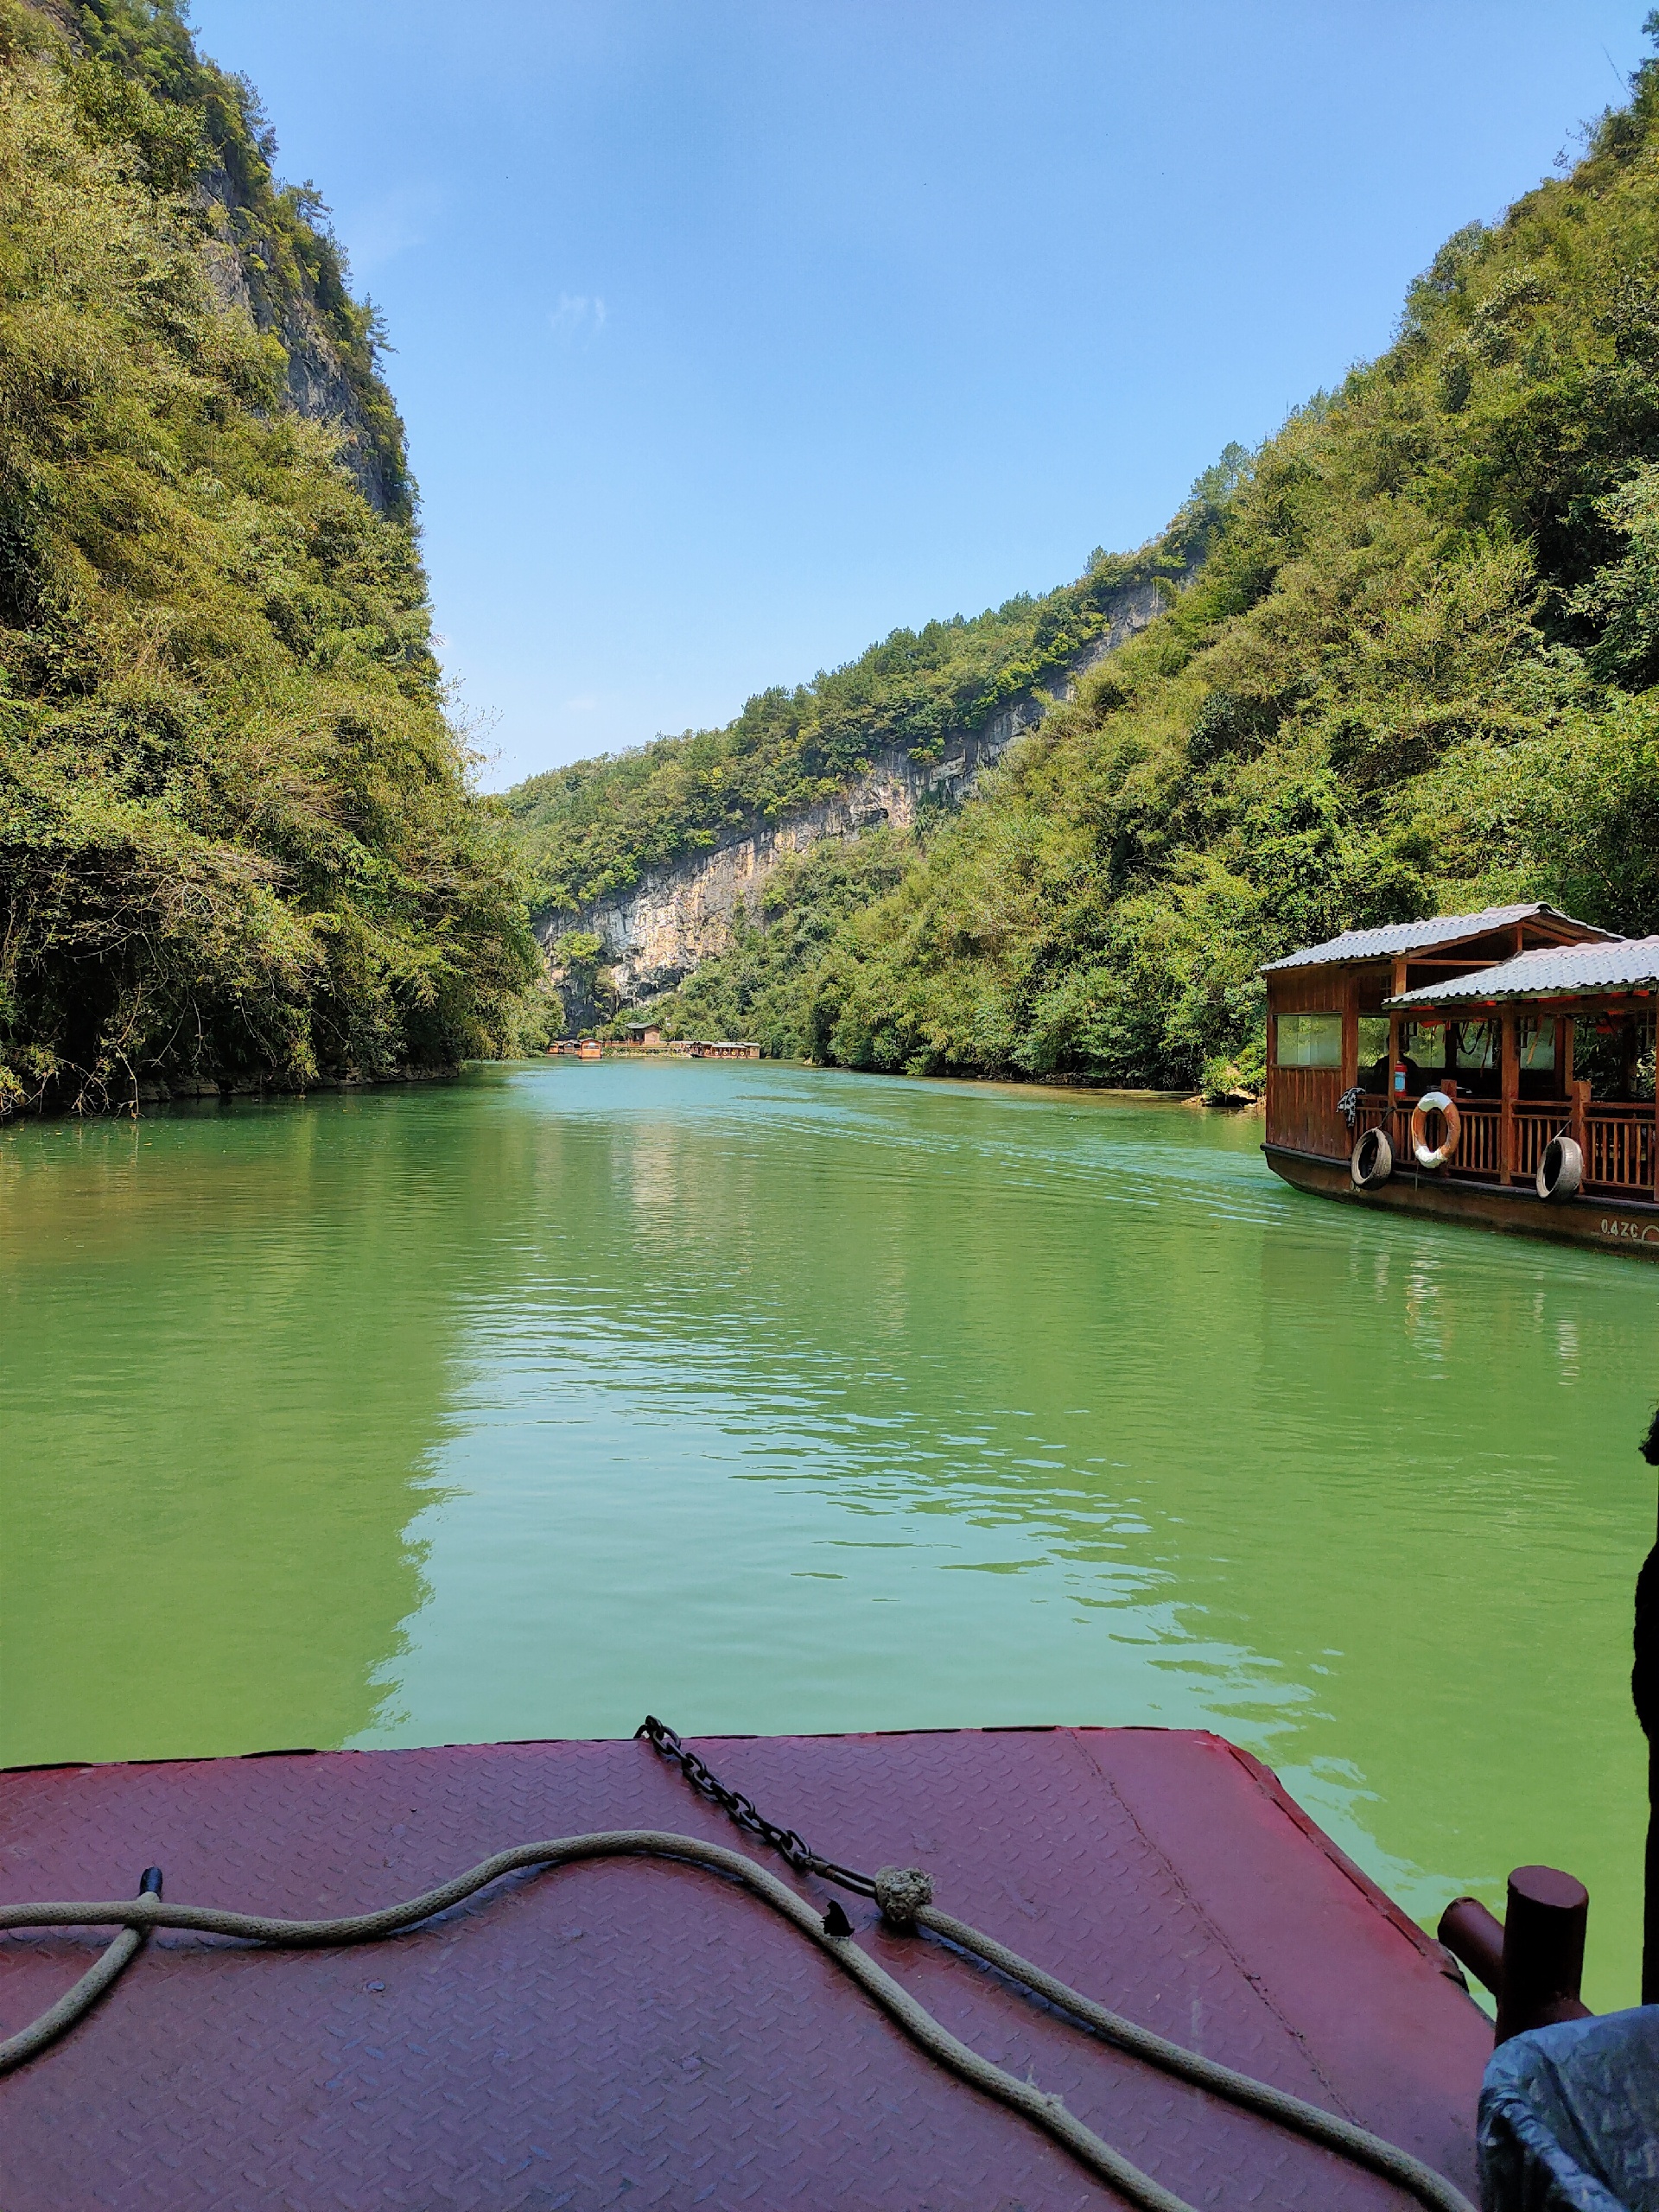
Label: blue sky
xmin=188 ymin=2 xmax=1650 ymax=789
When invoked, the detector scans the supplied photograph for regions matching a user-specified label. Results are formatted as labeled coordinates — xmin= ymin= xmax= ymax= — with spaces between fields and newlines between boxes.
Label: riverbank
xmin=583 ymin=1044 xmax=1215 ymax=1103
xmin=0 ymin=1063 xmax=463 ymax=1123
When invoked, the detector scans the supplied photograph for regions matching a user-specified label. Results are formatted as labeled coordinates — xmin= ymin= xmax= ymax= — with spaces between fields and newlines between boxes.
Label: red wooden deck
xmin=0 ymin=1726 xmax=1490 ymax=2209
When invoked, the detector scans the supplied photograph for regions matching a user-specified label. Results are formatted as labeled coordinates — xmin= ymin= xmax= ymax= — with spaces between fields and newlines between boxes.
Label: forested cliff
xmin=16 ymin=2 xmax=1659 ymax=1112
xmin=0 ymin=0 xmax=537 ymax=1117
xmin=505 ymin=536 xmax=1204 ymax=920
xmin=576 ymin=31 xmax=1659 ymax=1093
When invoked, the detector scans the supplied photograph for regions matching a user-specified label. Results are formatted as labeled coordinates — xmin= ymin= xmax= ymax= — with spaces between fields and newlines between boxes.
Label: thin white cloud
xmin=340 ymin=186 xmax=442 ymax=277
xmin=550 ymin=293 xmax=607 ymax=341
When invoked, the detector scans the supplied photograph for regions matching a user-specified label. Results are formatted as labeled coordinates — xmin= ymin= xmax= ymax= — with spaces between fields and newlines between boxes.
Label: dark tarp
xmin=1478 ymin=2006 xmax=1659 ymax=2210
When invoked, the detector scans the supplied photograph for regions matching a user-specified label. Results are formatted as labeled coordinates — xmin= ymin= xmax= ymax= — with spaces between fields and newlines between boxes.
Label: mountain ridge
xmin=534 ymin=572 xmax=1168 ymax=1019
xmin=620 ymin=29 xmax=1659 ymax=1090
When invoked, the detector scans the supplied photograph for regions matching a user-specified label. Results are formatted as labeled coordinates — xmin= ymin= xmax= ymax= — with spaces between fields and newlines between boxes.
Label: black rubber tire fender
xmin=1536 ymin=1135 xmax=1584 ymax=1203
xmin=1351 ymin=1128 xmax=1393 ymax=1189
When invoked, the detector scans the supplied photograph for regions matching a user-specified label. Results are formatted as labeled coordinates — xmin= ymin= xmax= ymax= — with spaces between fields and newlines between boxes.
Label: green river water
xmin=2 ymin=1060 xmax=1654 ymax=2009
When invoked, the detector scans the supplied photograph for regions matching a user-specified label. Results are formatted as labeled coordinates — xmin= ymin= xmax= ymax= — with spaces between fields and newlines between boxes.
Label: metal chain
xmin=636 ymin=1715 xmax=877 ymax=1897
xmin=632 ymin=1717 xmax=1475 ymax=2212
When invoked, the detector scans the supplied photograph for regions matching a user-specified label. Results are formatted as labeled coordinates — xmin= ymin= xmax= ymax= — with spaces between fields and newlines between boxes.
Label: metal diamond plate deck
xmin=0 ymin=1726 xmax=1489 ymax=2210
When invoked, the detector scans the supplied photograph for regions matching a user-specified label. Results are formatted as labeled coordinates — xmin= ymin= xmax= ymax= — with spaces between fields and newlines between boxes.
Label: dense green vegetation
xmin=0 ymin=0 xmax=537 ymax=1116
xmin=505 ymin=522 xmax=1211 ymax=914
xmin=639 ymin=33 xmax=1659 ymax=1092
xmin=21 ymin=3 xmax=1659 ymax=1108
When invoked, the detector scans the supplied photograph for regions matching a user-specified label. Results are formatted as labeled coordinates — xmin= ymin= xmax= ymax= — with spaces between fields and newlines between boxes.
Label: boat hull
xmin=1265 ymin=1142 xmax=1659 ymax=1259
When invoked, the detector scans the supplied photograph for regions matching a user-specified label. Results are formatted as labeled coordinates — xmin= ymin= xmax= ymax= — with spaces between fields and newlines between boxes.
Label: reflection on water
xmin=2 ymin=1061 xmax=1654 ymax=2008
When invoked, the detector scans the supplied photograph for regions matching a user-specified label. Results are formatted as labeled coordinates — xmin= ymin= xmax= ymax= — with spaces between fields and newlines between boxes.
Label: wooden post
xmin=1389 ymin=957 xmax=1408 ymax=1152
xmin=1501 ymin=1009 xmax=1517 ymax=1182
xmin=1558 ymin=1014 xmax=1573 ymax=1099
xmin=1572 ymin=1077 xmax=1590 ymax=1166
xmin=1341 ymin=973 xmax=1357 ymax=1090
xmin=1264 ymin=998 xmax=1276 ymax=1142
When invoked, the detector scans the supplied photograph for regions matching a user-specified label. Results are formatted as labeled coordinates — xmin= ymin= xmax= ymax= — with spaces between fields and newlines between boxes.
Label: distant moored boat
xmin=1261 ymin=904 xmax=1659 ymax=1257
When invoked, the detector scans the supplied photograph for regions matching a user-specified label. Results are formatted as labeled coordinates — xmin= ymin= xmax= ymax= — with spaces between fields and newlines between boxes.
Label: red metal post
xmin=1438 ymin=1897 xmax=1503 ymax=1995
xmin=1493 ymin=1866 xmax=1591 ymax=2044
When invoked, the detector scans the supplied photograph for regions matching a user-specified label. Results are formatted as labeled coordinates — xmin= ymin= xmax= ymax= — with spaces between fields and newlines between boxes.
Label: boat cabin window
xmin=1572 ymin=1011 xmax=1656 ymax=1101
xmin=1518 ymin=1018 xmax=1554 ymax=1071
xmin=1400 ymin=1018 xmax=1445 ymax=1073
xmin=1454 ymin=1020 xmax=1496 ymax=1071
xmin=1357 ymin=1015 xmax=1390 ymax=1090
xmin=1275 ymin=1012 xmax=1341 ymax=1068
xmin=1446 ymin=1018 xmax=1501 ymax=1097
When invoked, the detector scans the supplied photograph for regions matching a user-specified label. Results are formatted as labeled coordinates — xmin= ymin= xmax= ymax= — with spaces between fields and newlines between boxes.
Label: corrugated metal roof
xmin=1388 ymin=935 xmax=1659 ymax=1006
xmin=1260 ymin=903 xmax=1614 ymax=972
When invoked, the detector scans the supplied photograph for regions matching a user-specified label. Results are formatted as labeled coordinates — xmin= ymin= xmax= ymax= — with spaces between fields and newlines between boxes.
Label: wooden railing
xmin=1452 ymin=1103 xmax=1502 ymax=1179
xmin=1350 ymin=1092 xmax=1656 ymax=1195
xmin=1515 ymin=1105 xmax=1567 ymax=1182
xmin=1582 ymin=1104 xmax=1654 ymax=1192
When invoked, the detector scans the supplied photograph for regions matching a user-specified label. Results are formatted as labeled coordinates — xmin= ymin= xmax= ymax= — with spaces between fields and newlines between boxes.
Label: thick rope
xmin=0 ymin=1830 xmax=1477 ymax=2212
xmin=0 ymin=1832 xmax=1191 ymax=2211
xmin=0 ymin=1923 xmax=145 ymax=2074
xmin=909 ymin=1897 xmax=1473 ymax=2212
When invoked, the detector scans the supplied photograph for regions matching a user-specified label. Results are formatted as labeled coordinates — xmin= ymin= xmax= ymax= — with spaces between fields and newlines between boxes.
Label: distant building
xmin=577 ymin=1039 xmax=602 ymax=1059
xmin=690 ymin=1039 xmax=760 ymax=1059
xmin=624 ymin=1021 xmax=664 ymax=1047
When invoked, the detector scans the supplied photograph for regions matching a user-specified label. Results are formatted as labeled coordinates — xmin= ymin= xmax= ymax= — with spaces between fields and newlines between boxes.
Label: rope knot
xmin=873 ymin=1865 xmax=933 ymax=1925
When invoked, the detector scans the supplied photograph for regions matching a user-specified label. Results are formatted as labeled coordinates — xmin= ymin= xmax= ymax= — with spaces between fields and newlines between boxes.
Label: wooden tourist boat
xmin=1262 ymin=903 xmax=1659 ymax=1257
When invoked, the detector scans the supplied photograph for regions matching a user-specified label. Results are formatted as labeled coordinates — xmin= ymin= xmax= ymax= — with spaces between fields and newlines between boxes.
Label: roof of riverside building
xmin=1388 ymin=934 xmax=1659 ymax=1007
xmin=1262 ymin=904 xmax=1616 ymax=972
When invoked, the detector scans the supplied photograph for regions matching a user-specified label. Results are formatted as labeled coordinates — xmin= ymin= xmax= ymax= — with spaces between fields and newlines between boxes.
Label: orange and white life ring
xmin=1409 ymin=1090 xmax=1461 ymax=1170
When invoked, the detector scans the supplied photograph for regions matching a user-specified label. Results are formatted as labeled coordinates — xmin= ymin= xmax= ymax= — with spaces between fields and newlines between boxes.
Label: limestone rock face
xmin=537 ymin=578 xmax=1164 ymax=1002
xmin=198 ymin=165 xmax=405 ymax=519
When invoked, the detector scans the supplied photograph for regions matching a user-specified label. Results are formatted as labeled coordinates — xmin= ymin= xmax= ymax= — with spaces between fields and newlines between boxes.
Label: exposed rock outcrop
xmin=537 ymin=577 xmax=1164 ymax=1003
xmin=199 ymin=170 xmax=405 ymax=518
